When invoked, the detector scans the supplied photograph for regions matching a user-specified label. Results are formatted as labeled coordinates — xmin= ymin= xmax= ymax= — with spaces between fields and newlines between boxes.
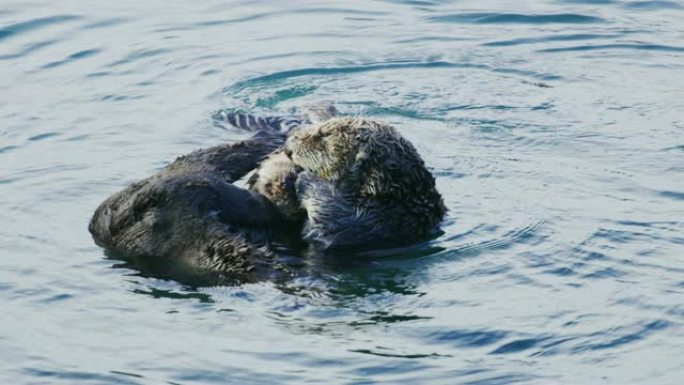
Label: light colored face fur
xmin=285 ymin=118 xmax=375 ymax=181
xmin=251 ymin=117 xmax=444 ymax=232
xmin=246 ymin=150 xmax=303 ymax=222
xmin=285 ymin=118 xmax=425 ymax=199
xmin=247 ymin=117 xmax=444 ymax=249
xmin=284 ymin=117 xmax=445 ymax=249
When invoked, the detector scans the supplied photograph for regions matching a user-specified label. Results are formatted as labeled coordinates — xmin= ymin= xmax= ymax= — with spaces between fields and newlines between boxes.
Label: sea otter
xmin=90 ymin=104 xmax=337 ymax=282
xmin=284 ymin=117 xmax=446 ymax=250
xmin=221 ymin=103 xmax=339 ymax=224
xmin=88 ymin=131 xmax=293 ymax=282
xmin=220 ymin=110 xmax=446 ymax=250
xmin=90 ymin=105 xmax=444 ymax=282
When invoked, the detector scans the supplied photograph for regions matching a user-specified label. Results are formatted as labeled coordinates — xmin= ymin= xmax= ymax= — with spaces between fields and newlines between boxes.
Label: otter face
xmin=247 ymin=150 xmax=304 ymax=222
xmin=284 ymin=118 xmax=367 ymax=181
xmin=284 ymin=117 xmax=446 ymax=249
xmin=287 ymin=117 xmax=445 ymax=210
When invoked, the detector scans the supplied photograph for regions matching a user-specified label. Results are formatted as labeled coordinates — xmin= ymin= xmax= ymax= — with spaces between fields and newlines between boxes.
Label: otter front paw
xmin=294 ymin=171 xmax=317 ymax=198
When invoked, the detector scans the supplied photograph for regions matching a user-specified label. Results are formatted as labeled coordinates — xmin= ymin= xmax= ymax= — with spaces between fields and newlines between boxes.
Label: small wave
xmin=81 ymin=17 xmax=130 ymax=30
xmin=99 ymin=94 xmax=147 ymax=102
xmin=424 ymin=328 xmax=509 ymax=347
xmin=0 ymin=145 xmax=19 ymax=154
xmin=659 ymin=190 xmax=684 ymax=201
xmin=444 ymin=220 xmax=548 ymax=257
xmin=24 ymin=368 xmax=142 ymax=384
xmin=662 ymin=144 xmax=684 ymax=152
xmin=291 ymin=7 xmax=387 ymax=16
xmin=0 ymin=15 xmax=82 ymax=42
xmin=0 ymin=39 xmax=58 ymax=60
xmin=460 ymin=373 xmax=539 ymax=385
xmin=569 ymin=320 xmax=670 ymax=353
xmin=427 ymin=13 xmax=604 ymax=24
xmin=107 ymin=48 xmax=172 ymax=67
xmin=483 ymin=33 xmax=623 ymax=47
xmin=538 ymin=43 xmax=684 ymax=53
xmin=382 ymin=0 xmax=448 ymax=6
xmin=562 ymin=0 xmax=615 ymax=3
xmin=490 ymin=337 xmax=551 ymax=354
xmin=40 ymin=48 xmax=100 ymax=69
xmin=254 ymin=85 xmax=317 ymax=109
xmin=479 ymin=318 xmax=672 ymax=358
xmin=28 ymin=132 xmax=60 ymax=141
xmin=350 ymin=348 xmax=450 ymax=359
xmin=157 ymin=7 xmax=385 ymax=33
xmin=225 ymin=60 xmax=561 ymax=96
xmin=623 ymin=1 xmax=684 ymax=10
xmin=394 ymin=36 xmax=474 ymax=44
xmin=131 ymin=287 xmax=214 ymax=302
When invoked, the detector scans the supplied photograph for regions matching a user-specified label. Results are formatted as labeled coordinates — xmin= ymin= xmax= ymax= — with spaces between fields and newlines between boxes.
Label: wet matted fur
xmin=285 ymin=117 xmax=446 ymax=250
xmin=90 ymin=110 xmax=446 ymax=282
xmin=89 ymin=132 xmax=294 ymax=282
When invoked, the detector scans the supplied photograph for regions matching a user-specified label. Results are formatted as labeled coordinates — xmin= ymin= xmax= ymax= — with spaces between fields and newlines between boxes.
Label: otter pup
xmin=246 ymin=150 xmax=304 ymax=223
xmin=220 ymin=103 xmax=339 ymax=224
xmin=285 ymin=117 xmax=446 ymax=250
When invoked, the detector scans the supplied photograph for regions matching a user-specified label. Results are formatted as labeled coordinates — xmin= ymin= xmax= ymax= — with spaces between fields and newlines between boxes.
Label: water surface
xmin=1 ymin=0 xmax=683 ymax=384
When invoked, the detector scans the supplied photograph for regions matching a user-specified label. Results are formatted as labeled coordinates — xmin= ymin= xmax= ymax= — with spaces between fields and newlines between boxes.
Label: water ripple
xmin=350 ymin=348 xmax=450 ymax=359
xmin=81 ymin=17 xmax=130 ymax=30
xmin=0 ymin=15 xmax=82 ymax=42
xmin=623 ymin=1 xmax=684 ymax=10
xmin=40 ymin=48 xmax=100 ymax=69
xmin=539 ymin=43 xmax=684 ymax=53
xmin=106 ymin=47 xmax=172 ymax=67
xmin=225 ymin=60 xmax=561 ymax=94
xmin=426 ymin=328 xmax=509 ymax=347
xmin=570 ymin=320 xmax=670 ymax=353
xmin=483 ymin=33 xmax=626 ymax=47
xmin=0 ymin=39 xmax=58 ymax=60
xmin=24 ymin=368 xmax=141 ymax=385
xmin=427 ymin=13 xmax=605 ymax=24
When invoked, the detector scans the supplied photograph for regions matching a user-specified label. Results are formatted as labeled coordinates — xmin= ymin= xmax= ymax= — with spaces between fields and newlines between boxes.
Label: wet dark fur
xmin=242 ymin=103 xmax=338 ymax=225
xmin=90 ymin=108 xmax=445 ymax=282
xmin=286 ymin=118 xmax=446 ymax=250
xmin=88 ymin=131 xmax=293 ymax=282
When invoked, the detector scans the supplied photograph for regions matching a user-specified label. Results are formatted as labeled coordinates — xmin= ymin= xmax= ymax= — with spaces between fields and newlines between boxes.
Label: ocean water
xmin=1 ymin=0 xmax=683 ymax=383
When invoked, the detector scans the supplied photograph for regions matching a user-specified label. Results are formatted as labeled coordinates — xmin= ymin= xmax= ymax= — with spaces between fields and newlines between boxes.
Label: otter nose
xmin=283 ymin=146 xmax=293 ymax=159
xmin=283 ymin=137 xmax=295 ymax=159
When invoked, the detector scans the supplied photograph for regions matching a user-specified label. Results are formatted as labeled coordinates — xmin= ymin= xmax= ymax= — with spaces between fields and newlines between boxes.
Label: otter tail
xmin=214 ymin=103 xmax=340 ymax=133
xmin=213 ymin=110 xmax=306 ymax=134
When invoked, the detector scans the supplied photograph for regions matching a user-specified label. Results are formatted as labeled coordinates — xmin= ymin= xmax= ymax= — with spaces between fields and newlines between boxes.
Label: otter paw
xmin=294 ymin=171 xmax=315 ymax=197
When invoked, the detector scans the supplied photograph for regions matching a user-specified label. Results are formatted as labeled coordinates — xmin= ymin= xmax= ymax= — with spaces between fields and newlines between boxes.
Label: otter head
xmin=285 ymin=117 xmax=446 ymax=219
xmin=284 ymin=118 xmax=360 ymax=182
xmin=247 ymin=150 xmax=305 ymax=223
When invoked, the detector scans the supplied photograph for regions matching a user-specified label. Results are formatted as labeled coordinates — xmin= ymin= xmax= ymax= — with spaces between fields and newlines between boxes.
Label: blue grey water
xmin=1 ymin=0 xmax=683 ymax=383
